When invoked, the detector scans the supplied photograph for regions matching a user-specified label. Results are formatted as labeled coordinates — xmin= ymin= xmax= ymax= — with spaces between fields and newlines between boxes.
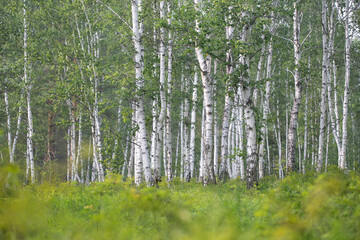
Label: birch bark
xmin=24 ymin=0 xmax=35 ymax=184
xmin=259 ymin=33 xmax=273 ymax=179
xmin=219 ymin=8 xmax=234 ymax=180
xmin=4 ymin=83 xmax=23 ymax=165
xmin=317 ymin=0 xmax=328 ymax=172
xmin=287 ymin=0 xmax=302 ymax=172
xmin=189 ymin=71 xmax=198 ymax=179
xmin=340 ymin=0 xmax=350 ymax=170
xmin=194 ymin=0 xmax=215 ymax=184
xmin=166 ymin=0 xmax=173 ymax=181
xmin=132 ymin=0 xmax=152 ymax=185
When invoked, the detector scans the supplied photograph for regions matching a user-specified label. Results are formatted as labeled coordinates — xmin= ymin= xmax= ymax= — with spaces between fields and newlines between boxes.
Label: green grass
xmin=1 ymin=166 xmax=360 ymax=240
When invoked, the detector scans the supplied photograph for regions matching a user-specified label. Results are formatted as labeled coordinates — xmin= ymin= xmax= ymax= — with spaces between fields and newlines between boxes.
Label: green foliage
xmin=1 ymin=167 xmax=360 ymax=239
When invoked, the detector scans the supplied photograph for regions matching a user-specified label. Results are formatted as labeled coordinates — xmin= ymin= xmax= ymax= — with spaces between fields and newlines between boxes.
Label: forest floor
xmin=1 ymin=166 xmax=360 ymax=240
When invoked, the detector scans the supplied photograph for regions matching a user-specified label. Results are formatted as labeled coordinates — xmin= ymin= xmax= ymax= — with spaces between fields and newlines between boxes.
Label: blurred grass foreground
xmin=1 ymin=165 xmax=360 ymax=240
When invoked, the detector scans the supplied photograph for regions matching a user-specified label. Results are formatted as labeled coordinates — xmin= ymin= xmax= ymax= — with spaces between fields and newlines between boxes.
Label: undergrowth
xmin=0 ymin=165 xmax=359 ymax=239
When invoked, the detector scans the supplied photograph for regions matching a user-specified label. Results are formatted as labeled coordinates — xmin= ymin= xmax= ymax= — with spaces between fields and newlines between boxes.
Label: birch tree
xmin=132 ymin=0 xmax=152 ymax=185
xmin=287 ymin=0 xmax=302 ymax=173
xmin=23 ymin=0 xmax=35 ymax=184
xmin=194 ymin=0 xmax=215 ymax=184
xmin=317 ymin=0 xmax=329 ymax=172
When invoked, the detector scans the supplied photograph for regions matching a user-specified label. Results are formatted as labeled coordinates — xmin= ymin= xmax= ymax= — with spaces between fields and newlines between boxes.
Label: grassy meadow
xmin=1 ymin=166 xmax=360 ymax=240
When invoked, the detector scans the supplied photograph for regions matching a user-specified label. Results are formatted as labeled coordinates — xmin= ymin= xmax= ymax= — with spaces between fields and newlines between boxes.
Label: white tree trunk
xmin=175 ymin=128 xmax=180 ymax=177
xmin=151 ymin=97 xmax=158 ymax=173
xmin=325 ymin=117 xmax=330 ymax=172
xmin=86 ymin=135 xmax=92 ymax=184
xmin=317 ymin=0 xmax=328 ymax=172
xmin=166 ymin=0 xmax=173 ymax=182
xmin=340 ymin=0 xmax=350 ymax=170
xmin=111 ymin=101 xmax=122 ymax=172
xmin=254 ymin=37 xmax=265 ymax=107
xmin=183 ymin=77 xmax=190 ymax=181
xmin=4 ymin=84 xmax=23 ymax=165
xmin=128 ymin=112 xmax=135 ymax=179
xmin=180 ymin=94 xmax=185 ymax=181
xmin=24 ymin=0 xmax=35 ymax=184
xmin=194 ymin=0 xmax=215 ymax=184
xmin=199 ymin=105 xmax=205 ymax=181
xmin=237 ymin=88 xmax=245 ymax=180
xmin=259 ymin=34 xmax=273 ymax=179
xmin=163 ymin=122 xmax=167 ymax=179
xmin=219 ymin=8 xmax=234 ymax=181
xmin=303 ymin=77 xmax=308 ymax=174
xmin=154 ymin=0 xmax=167 ymax=182
xmin=213 ymin=60 xmax=219 ymax=177
xmin=132 ymin=0 xmax=152 ymax=185
xmin=275 ymin=99 xmax=283 ymax=179
xmin=227 ymin=113 xmax=233 ymax=179
xmin=134 ymin=131 xmax=143 ymax=185
xmin=77 ymin=114 xmax=83 ymax=182
xmin=189 ymin=71 xmax=198 ymax=179
xmin=67 ymin=100 xmax=76 ymax=181
xmin=287 ymin=0 xmax=302 ymax=172
xmin=67 ymin=128 xmax=70 ymax=182
xmin=93 ymin=89 xmax=104 ymax=181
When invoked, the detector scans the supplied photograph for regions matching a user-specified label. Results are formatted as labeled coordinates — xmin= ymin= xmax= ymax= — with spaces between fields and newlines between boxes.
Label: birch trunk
xmin=4 ymin=83 xmax=23 ymax=165
xmin=194 ymin=0 xmax=215 ymax=184
xmin=238 ymin=88 xmax=245 ymax=180
xmin=236 ymin=26 xmax=257 ymax=188
xmin=180 ymin=94 xmax=184 ymax=180
xmin=67 ymin=99 xmax=76 ymax=181
xmin=166 ymin=0 xmax=173 ymax=182
xmin=134 ymin=131 xmax=143 ymax=185
xmin=132 ymin=0 xmax=152 ymax=185
xmin=227 ymin=118 xmax=233 ymax=179
xmin=199 ymin=105 xmax=205 ymax=181
xmin=259 ymin=34 xmax=273 ymax=179
xmin=163 ymin=123 xmax=168 ymax=179
xmin=275 ymin=99 xmax=283 ymax=179
xmin=24 ymin=0 xmax=35 ymax=184
xmin=317 ymin=0 xmax=328 ymax=172
xmin=93 ymin=91 xmax=104 ymax=181
xmin=327 ymin=0 xmax=342 ymax=166
xmin=340 ymin=0 xmax=350 ymax=170
xmin=303 ymin=78 xmax=308 ymax=174
xmin=254 ymin=37 xmax=265 ymax=107
xmin=287 ymin=0 xmax=302 ymax=172
xmin=128 ymin=122 xmax=135 ymax=179
xmin=86 ymin=135 xmax=92 ymax=184
xmin=184 ymin=77 xmax=191 ymax=181
xmin=213 ymin=60 xmax=219 ymax=177
xmin=325 ymin=117 xmax=330 ymax=172
xmin=154 ymin=0 xmax=167 ymax=182
xmin=78 ymin=115 xmax=83 ymax=181
xmin=151 ymin=97 xmax=158 ymax=172
xmin=175 ymin=128 xmax=180 ymax=177
xmin=111 ymin=101 xmax=122 ymax=171
xmin=219 ymin=10 xmax=234 ymax=180
xmin=189 ymin=71 xmax=198 ymax=179
xmin=67 ymin=128 xmax=70 ymax=182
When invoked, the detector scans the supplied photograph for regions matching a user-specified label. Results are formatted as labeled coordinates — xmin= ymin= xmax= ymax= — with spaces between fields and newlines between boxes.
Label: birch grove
xmin=0 ymin=0 xmax=359 ymax=187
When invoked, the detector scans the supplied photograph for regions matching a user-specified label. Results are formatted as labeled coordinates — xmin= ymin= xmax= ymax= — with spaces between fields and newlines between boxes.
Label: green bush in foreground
xmin=0 ymin=166 xmax=359 ymax=240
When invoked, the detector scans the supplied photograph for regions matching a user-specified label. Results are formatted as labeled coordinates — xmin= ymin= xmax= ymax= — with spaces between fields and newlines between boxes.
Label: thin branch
xmin=301 ymin=29 xmax=312 ymax=47
xmin=273 ymin=34 xmax=293 ymax=43
xmin=97 ymin=0 xmax=132 ymax=31
xmin=286 ymin=68 xmax=295 ymax=78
